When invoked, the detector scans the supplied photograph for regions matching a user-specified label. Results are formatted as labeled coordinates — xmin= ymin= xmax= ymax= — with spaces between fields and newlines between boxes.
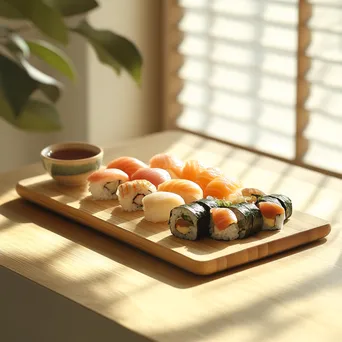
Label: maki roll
xmin=209 ymin=208 xmax=239 ymax=241
xmin=229 ymin=203 xmax=263 ymax=239
xmin=256 ymin=194 xmax=292 ymax=220
xmin=117 ymin=180 xmax=156 ymax=211
xmin=269 ymin=194 xmax=292 ymax=219
xmin=169 ymin=203 xmax=209 ymax=240
xmin=258 ymin=201 xmax=285 ymax=230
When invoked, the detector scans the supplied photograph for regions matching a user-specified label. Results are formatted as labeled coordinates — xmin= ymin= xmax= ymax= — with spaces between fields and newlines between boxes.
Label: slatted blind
xmin=164 ymin=0 xmax=342 ymax=177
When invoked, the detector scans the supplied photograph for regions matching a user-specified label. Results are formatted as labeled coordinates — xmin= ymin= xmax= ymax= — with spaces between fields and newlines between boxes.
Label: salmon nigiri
xmin=195 ymin=167 xmax=224 ymax=191
xmin=131 ymin=167 xmax=171 ymax=187
xmin=258 ymin=201 xmax=285 ymax=230
xmin=149 ymin=153 xmax=184 ymax=179
xmin=181 ymin=160 xmax=206 ymax=183
xmin=158 ymin=179 xmax=203 ymax=204
xmin=107 ymin=156 xmax=148 ymax=179
xmin=87 ymin=168 xmax=129 ymax=200
xmin=209 ymin=208 xmax=239 ymax=241
xmin=204 ymin=176 xmax=242 ymax=199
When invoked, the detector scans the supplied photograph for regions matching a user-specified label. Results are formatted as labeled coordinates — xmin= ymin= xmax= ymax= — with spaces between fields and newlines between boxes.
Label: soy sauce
xmin=48 ymin=148 xmax=96 ymax=160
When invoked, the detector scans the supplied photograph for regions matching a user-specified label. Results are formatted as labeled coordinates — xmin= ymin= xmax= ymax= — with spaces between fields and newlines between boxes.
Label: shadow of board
xmin=0 ymin=198 xmax=329 ymax=290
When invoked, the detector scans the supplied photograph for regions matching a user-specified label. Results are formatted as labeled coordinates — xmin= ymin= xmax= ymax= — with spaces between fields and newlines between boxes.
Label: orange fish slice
xmin=204 ymin=176 xmax=242 ymax=199
xmin=258 ymin=201 xmax=284 ymax=218
xmin=149 ymin=153 xmax=184 ymax=179
xmin=210 ymin=208 xmax=237 ymax=231
xmin=182 ymin=160 xmax=206 ymax=182
xmin=195 ymin=167 xmax=224 ymax=191
xmin=158 ymin=179 xmax=203 ymax=204
xmin=107 ymin=156 xmax=148 ymax=179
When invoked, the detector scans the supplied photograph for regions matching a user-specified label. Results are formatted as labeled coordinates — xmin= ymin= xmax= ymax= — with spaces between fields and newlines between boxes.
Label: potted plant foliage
xmin=0 ymin=0 xmax=142 ymax=131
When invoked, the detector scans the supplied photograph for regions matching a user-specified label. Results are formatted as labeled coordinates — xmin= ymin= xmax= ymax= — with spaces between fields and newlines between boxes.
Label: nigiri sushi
xmin=142 ymin=191 xmax=185 ymax=223
xmin=195 ymin=167 xmax=224 ymax=191
xmin=204 ymin=176 xmax=242 ymax=199
xmin=158 ymin=179 xmax=203 ymax=204
xmin=131 ymin=167 xmax=171 ymax=187
xmin=209 ymin=208 xmax=239 ymax=241
xmin=117 ymin=180 xmax=156 ymax=211
xmin=258 ymin=201 xmax=285 ymax=230
xmin=88 ymin=168 xmax=129 ymax=200
xmin=181 ymin=160 xmax=206 ymax=183
xmin=149 ymin=153 xmax=183 ymax=179
xmin=107 ymin=156 xmax=148 ymax=179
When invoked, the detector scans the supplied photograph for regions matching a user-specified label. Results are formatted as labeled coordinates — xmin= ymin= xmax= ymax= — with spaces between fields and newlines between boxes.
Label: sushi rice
xmin=117 ymin=180 xmax=156 ymax=212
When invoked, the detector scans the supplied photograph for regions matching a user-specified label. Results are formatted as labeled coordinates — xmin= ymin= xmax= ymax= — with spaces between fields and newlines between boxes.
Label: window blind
xmin=165 ymin=0 xmax=342 ymax=177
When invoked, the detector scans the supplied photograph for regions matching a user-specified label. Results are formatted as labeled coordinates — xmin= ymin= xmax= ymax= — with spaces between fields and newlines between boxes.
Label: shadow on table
xmin=0 ymin=198 xmax=328 ymax=290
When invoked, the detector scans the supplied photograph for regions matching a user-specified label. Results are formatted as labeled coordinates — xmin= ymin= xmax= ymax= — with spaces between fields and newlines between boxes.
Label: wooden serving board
xmin=16 ymin=174 xmax=331 ymax=275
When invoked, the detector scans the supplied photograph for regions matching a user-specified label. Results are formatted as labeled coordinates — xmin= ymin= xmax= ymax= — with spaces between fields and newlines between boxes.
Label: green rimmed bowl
xmin=41 ymin=142 xmax=103 ymax=186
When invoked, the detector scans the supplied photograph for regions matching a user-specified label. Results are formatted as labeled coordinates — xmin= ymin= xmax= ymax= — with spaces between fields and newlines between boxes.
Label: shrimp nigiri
xmin=157 ymin=179 xmax=203 ymax=204
xmin=204 ymin=176 xmax=242 ymax=199
xmin=209 ymin=208 xmax=240 ymax=241
xmin=149 ymin=153 xmax=184 ymax=179
xmin=131 ymin=167 xmax=171 ymax=187
xmin=195 ymin=167 xmax=224 ymax=191
xmin=181 ymin=160 xmax=206 ymax=183
xmin=88 ymin=168 xmax=129 ymax=200
xmin=107 ymin=156 xmax=148 ymax=179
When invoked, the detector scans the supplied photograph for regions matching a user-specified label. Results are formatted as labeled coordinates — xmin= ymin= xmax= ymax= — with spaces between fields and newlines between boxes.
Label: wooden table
xmin=1 ymin=130 xmax=342 ymax=342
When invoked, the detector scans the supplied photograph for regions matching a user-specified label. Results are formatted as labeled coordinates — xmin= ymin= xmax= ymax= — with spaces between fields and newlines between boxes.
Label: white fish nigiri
xmin=142 ymin=191 xmax=185 ymax=223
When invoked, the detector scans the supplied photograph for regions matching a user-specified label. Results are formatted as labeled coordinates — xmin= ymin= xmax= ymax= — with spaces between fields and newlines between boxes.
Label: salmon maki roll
xmin=181 ymin=160 xmax=206 ymax=183
xmin=195 ymin=167 xmax=224 ymax=191
xmin=158 ymin=179 xmax=203 ymax=204
xmin=131 ymin=167 xmax=171 ymax=187
xmin=88 ymin=168 xmax=129 ymax=200
xmin=107 ymin=157 xmax=148 ymax=179
xmin=149 ymin=153 xmax=184 ymax=179
xmin=204 ymin=176 xmax=242 ymax=200
xmin=117 ymin=180 xmax=156 ymax=211
xmin=258 ymin=201 xmax=285 ymax=230
xmin=209 ymin=208 xmax=239 ymax=241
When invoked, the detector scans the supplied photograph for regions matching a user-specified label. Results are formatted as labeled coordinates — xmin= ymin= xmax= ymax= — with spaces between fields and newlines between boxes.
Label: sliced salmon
xmin=87 ymin=168 xmax=129 ymax=183
xmin=258 ymin=201 xmax=284 ymax=218
xmin=204 ymin=176 xmax=242 ymax=199
xmin=182 ymin=160 xmax=206 ymax=182
xmin=158 ymin=179 xmax=203 ymax=204
xmin=149 ymin=153 xmax=184 ymax=178
xmin=195 ymin=167 xmax=223 ymax=191
xmin=211 ymin=208 xmax=237 ymax=231
xmin=107 ymin=157 xmax=148 ymax=179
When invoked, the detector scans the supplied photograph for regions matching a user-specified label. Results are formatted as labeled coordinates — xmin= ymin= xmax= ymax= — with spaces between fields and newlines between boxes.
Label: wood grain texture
xmin=2 ymin=130 xmax=342 ymax=342
xmin=16 ymin=175 xmax=330 ymax=275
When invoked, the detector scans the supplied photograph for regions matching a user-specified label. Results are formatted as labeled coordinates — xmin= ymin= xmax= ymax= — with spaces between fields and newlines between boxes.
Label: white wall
xmin=0 ymin=0 xmax=161 ymax=173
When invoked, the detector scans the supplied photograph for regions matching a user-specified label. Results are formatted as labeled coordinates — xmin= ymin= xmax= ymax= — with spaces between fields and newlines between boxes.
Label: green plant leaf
xmin=16 ymin=99 xmax=62 ymax=131
xmin=0 ymin=54 xmax=38 ymax=116
xmin=0 ymin=2 xmax=22 ymax=18
xmin=72 ymin=19 xmax=142 ymax=84
xmin=44 ymin=0 xmax=99 ymax=16
xmin=0 ymin=0 xmax=68 ymax=44
xmin=0 ymin=96 xmax=61 ymax=132
xmin=19 ymin=58 xmax=62 ymax=102
xmin=26 ymin=40 xmax=76 ymax=81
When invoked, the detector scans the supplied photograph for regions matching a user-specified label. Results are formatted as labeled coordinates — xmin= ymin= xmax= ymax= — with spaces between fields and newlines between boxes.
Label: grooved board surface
xmin=16 ymin=174 xmax=331 ymax=275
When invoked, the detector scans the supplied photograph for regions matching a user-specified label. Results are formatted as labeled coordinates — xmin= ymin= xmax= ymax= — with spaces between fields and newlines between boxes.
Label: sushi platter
xmin=16 ymin=153 xmax=331 ymax=275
